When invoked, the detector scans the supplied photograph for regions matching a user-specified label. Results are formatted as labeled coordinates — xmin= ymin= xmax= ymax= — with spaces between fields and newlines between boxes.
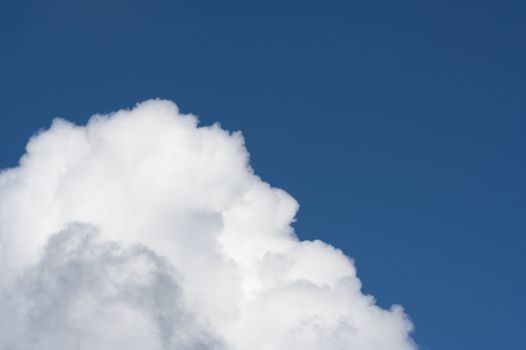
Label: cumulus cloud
xmin=0 ymin=100 xmax=416 ymax=349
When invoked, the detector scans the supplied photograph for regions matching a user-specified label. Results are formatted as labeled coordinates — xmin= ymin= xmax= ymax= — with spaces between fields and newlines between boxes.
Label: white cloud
xmin=0 ymin=100 xmax=416 ymax=349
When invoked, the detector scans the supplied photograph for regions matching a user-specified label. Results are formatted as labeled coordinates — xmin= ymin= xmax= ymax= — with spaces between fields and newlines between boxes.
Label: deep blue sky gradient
xmin=1 ymin=1 xmax=525 ymax=349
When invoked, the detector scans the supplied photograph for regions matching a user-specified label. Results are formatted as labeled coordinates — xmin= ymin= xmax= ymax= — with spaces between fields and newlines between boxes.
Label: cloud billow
xmin=0 ymin=100 xmax=416 ymax=350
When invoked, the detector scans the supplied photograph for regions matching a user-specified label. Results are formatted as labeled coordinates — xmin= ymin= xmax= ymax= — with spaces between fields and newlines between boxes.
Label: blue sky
xmin=0 ymin=1 xmax=524 ymax=349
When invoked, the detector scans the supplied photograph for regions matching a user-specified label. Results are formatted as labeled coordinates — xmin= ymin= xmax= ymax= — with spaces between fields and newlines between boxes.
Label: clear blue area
xmin=1 ymin=1 xmax=524 ymax=349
